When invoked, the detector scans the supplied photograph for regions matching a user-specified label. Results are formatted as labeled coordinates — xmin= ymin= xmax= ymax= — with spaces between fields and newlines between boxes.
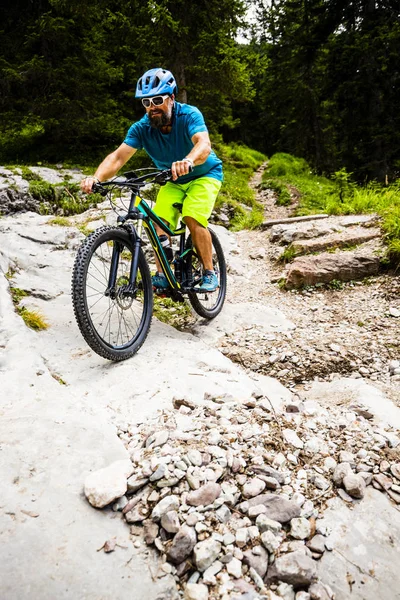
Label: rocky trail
xmin=0 ymin=165 xmax=399 ymax=600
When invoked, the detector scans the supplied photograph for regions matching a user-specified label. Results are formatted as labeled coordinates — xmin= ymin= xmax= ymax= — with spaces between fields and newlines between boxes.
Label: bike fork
xmin=106 ymin=221 xmax=142 ymax=297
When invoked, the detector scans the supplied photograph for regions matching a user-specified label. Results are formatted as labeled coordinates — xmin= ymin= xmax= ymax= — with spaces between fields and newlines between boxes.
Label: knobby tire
xmin=186 ymin=228 xmax=227 ymax=319
xmin=72 ymin=226 xmax=153 ymax=361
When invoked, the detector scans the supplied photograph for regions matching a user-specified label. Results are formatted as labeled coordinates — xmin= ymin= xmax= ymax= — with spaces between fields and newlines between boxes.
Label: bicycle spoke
xmin=83 ymin=236 xmax=147 ymax=350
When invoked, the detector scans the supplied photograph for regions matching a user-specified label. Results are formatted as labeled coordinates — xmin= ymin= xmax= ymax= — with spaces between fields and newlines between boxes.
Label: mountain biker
xmin=81 ymin=67 xmax=223 ymax=292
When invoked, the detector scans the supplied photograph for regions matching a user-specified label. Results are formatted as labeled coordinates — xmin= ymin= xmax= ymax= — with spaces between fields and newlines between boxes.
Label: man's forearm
xmin=94 ymin=152 xmax=125 ymax=181
xmin=187 ymin=139 xmax=211 ymax=166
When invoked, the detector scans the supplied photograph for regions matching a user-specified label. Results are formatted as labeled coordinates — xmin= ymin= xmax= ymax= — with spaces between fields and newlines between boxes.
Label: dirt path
xmin=218 ymin=166 xmax=400 ymax=406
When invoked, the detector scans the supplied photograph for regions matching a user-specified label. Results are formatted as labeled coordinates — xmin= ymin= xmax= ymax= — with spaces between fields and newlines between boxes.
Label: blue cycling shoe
xmin=152 ymin=272 xmax=169 ymax=289
xmin=195 ymin=270 xmax=219 ymax=293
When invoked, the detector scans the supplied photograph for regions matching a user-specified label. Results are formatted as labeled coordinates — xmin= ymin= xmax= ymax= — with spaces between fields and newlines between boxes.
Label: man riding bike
xmin=81 ymin=67 xmax=223 ymax=292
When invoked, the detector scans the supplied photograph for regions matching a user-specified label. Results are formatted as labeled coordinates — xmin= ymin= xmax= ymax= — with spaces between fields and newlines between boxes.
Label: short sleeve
xmin=124 ymin=122 xmax=143 ymax=150
xmin=187 ymin=108 xmax=208 ymax=137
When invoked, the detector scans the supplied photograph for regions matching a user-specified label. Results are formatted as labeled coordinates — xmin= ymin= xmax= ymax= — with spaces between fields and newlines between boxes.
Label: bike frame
xmin=101 ymin=172 xmax=198 ymax=299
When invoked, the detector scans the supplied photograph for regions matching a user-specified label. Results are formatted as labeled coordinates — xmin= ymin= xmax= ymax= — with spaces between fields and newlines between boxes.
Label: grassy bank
xmin=213 ymin=139 xmax=267 ymax=230
xmin=261 ymin=153 xmax=400 ymax=266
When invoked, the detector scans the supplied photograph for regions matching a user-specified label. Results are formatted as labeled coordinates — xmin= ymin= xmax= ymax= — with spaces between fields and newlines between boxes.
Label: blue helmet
xmin=135 ymin=68 xmax=177 ymax=98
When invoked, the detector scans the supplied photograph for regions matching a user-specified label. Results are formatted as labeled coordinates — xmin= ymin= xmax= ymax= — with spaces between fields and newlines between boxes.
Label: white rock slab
xmin=318 ymin=488 xmax=400 ymax=599
xmin=305 ymin=378 xmax=400 ymax=430
xmin=192 ymin=302 xmax=295 ymax=344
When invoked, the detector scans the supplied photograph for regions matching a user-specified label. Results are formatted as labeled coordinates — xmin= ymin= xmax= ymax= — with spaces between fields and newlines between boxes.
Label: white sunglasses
xmin=142 ymin=95 xmax=169 ymax=108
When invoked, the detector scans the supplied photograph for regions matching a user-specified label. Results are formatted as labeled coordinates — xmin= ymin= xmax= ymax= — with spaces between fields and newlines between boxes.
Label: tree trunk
xmin=173 ymin=61 xmax=187 ymax=104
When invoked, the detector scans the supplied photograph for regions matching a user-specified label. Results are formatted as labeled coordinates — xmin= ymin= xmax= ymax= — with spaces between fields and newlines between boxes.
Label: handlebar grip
xmin=92 ymin=182 xmax=107 ymax=196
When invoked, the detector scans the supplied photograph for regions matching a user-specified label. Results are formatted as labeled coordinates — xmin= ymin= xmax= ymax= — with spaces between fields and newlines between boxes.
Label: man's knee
xmin=183 ymin=215 xmax=204 ymax=230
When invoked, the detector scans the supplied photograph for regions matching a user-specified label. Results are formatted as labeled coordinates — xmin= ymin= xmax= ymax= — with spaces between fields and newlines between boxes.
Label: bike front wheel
xmin=185 ymin=228 xmax=227 ymax=319
xmin=72 ymin=226 xmax=153 ymax=361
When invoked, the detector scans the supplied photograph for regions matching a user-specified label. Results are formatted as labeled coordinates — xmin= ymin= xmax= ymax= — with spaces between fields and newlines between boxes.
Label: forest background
xmin=1 ymin=0 xmax=399 ymax=185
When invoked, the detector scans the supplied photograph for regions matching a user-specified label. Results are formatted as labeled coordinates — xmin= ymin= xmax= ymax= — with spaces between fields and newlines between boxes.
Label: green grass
xmin=261 ymin=152 xmax=400 ymax=267
xmin=5 ymin=165 xmax=103 ymax=216
xmin=29 ymin=179 xmax=103 ymax=216
xmin=18 ymin=307 xmax=49 ymax=330
xmin=47 ymin=216 xmax=71 ymax=226
xmin=278 ymin=245 xmax=298 ymax=263
xmin=212 ymin=139 xmax=267 ymax=230
xmin=9 ymin=285 xmax=49 ymax=330
xmin=153 ymin=296 xmax=193 ymax=329
xmin=261 ymin=178 xmax=292 ymax=206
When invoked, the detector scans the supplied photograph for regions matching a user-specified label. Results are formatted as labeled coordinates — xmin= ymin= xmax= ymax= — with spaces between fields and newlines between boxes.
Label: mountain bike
xmin=71 ymin=168 xmax=227 ymax=361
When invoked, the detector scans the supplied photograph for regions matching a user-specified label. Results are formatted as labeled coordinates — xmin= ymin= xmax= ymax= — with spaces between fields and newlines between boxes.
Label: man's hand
xmin=171 ymin=159 xmax=193 ymax=181
xmin=80 ymin=176 xmax=99 ymax=194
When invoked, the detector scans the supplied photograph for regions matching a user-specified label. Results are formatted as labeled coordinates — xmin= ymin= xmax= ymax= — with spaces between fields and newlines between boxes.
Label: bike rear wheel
xmin=72 ymin=226 xmax=153 ymax=361
xmin=185 ymin=228 xmax=227 ymax=319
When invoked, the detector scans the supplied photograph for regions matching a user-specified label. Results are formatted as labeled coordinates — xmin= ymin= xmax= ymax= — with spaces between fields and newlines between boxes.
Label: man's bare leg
xmin=184 ymin=216 xmax=213 ymax=271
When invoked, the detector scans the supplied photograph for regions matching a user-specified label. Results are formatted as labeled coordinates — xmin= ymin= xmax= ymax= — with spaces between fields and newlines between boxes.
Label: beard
xmin=148 ymin=107 xmax=172 ymax=130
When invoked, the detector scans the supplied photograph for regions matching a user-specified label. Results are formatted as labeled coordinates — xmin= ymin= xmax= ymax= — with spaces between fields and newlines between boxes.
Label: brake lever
xmin=154 ymin=169 xmax=173 ymax=185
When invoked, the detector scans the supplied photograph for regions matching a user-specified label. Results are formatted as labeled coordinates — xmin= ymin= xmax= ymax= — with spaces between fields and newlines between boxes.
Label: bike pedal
xmin=154 ymin=288 xmax=170 ymax=298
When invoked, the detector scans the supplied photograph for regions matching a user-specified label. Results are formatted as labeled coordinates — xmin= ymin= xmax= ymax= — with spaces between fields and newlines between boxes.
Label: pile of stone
xmin=85 ymin=393 xmax=400 ymax=599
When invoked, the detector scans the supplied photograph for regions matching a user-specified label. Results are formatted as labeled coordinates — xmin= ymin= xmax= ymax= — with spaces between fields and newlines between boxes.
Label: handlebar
xmin=92 ymin=168 xmax=173 ymax=195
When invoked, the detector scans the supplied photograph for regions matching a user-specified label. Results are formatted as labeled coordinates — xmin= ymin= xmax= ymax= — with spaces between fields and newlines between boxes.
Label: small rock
xmin=202 ymin=560 xmax=223 ymax=585
xmin=167 ymin=525 xmax=197 ymax=564
xmin=84 ymin=459 xmax=133 ymax=508
xmin=373 ymin=474 xmax=392 ymax=491
xmin=256 ymin=514 xmax=283 ymax=534
xmin=266 ymin=550 xmax=317 ymax=587
xmin=149 ymin=464 xmax=168 ymax=482
xmin=308 ymin=582 xmax=333 ymax=600
xmin=323 ymin=457 xmax=337 ymax=472
xmin=283 ymin=429 xmax=304 ymax=449
xmin=249 ymin=566 xmax=266 ymax=590
xmin=161 ymin=510 xmax=180 ymax=533
xmin=332 ymin=462 xmax=353 ymax=486
xmin=124 ymin=502 xmax=150 ymax=523
xmin=187 ymin=482 xmax=221 ymax=507
xmin=314 ymin=474 xmax=330 ymax=491
xmin=391 ymin=463 xmax=400 ymax=480
xmin=146 ymin=430 xmax=169 ymax=448
xmin=261 ymin=530 xmax=281 ymax=553
xmin=290 ymin=518 xmax=311 ymax=540
xmin=240 ymin=494 xmax=301 ymax=523
xmin=184 ymin=583 xmax=209 ymax=600
xmin=236 ymin=527 xmax=249 ymax=548
xmin=126 ymin=475 xmax=149 ymax=492
xmin=306 ymin=535 xmax=326 ymax=554
xmin=243 ymin=546 xmax=269 ymax=578
xmin=112 ymin=496 xmax=128 ymax=512
xmin=216 ymin=505 xmax=231 ymax=523
xmin=143 ymin=520 xmax=159 ymax=545
xmin=187 ymin=449 xmax=203 ymax=466
xmin=276 ymin=582 xmax=296 ymax=600
xmin=151 ymin=495 xmax=180 ymax=521
xmin=249 ymin=504 xmax=267 ymax=518
xmin=227 ymin=556 xmax=242 ymax=578
xmin=242 ymin=478 xmax=267 ymax=498
xmin=193 ymin=538 xmax=222 ymax=572
xmin=223 ymin=532 xmax=236 ymax=546
xmin=338 ymin=451 xmax=355 ymax=464
xmin=343 ymin=473 xmax=366 ymax=499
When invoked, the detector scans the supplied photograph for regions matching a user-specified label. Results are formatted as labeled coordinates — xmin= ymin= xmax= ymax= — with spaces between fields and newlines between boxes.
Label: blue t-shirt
xmin=123 ymin=102 xmax=223 ymax=184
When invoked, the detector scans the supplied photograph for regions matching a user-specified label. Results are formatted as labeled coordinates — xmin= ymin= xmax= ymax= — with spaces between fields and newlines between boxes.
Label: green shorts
xmin=154 ymin=176 xmax=222 ymax=231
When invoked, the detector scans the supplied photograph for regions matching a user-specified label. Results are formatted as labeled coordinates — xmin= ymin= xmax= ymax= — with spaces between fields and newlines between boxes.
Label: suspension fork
xmin=127 ymin=219 xmax=142 ymax=289
xmin=106 ymin=221 xmax=142 ymax=297
xmin=106 ymin=241 xmax=122 ymax=298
